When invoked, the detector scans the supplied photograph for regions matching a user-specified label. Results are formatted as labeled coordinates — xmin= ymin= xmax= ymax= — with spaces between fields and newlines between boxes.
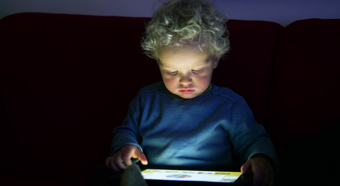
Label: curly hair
xmin=141 ymin=0 xmax=229 ymax=61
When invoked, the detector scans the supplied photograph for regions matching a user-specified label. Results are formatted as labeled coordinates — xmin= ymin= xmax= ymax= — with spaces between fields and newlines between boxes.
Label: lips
xmin=179 ymin=89 xmax=195 ymax=94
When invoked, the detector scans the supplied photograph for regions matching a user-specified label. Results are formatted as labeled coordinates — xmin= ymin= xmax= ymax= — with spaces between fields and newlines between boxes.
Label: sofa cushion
xmin=267 ymin=18 xmax=340 ymax=149
xmin=0 ymin=12 xmax=159 ymax=185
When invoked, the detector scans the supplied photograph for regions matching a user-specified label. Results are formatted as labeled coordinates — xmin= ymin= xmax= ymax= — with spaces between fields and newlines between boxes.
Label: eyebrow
xmin=161 ymin=64 xmax=206 ymax=71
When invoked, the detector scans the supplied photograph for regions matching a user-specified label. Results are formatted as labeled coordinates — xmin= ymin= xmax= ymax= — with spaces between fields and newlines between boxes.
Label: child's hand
xmin=105 ymin=145 xmax=148 ymax=172
xmin=240 ymin=154 xmax=275 ymax=186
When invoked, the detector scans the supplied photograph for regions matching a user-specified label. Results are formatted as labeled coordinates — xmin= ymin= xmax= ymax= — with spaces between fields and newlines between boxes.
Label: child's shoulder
xmin=211 ymin=85 xmax=243 ymax=102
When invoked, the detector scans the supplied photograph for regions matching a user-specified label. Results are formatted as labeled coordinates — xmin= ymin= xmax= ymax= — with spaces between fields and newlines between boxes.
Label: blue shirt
xmin=111 ymin=82 xmax=278 ymax=170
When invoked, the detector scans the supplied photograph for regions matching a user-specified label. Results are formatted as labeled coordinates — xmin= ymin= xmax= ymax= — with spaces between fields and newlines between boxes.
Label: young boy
xmin=106 ymin=0 xmax=278 ymax=185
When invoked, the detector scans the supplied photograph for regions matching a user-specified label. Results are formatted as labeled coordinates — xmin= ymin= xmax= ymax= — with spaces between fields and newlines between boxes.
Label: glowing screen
xmin=141 ymin=169 xmax=242 ymax=183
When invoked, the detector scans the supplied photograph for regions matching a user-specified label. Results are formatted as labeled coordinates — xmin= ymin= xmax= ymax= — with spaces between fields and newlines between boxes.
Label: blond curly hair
xmin=141 ymin=0 xmax=229 ymax=61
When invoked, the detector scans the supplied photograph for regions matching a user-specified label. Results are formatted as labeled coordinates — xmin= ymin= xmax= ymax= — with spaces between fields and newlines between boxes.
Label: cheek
xmin=162 ymin=76 xmax=177 ymax=87
xmin=198 ymin=76 xmax=211 ymax=84
xmin=165 ymin=78 xmax=176 ymax=85
xmin=195 ymin=74 xmax=212 ymax=87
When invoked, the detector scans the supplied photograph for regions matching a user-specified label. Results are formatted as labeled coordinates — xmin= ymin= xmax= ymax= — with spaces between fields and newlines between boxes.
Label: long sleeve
xmin=110 ymin=95 xmax=143 ymax=155
xmin=228 ymin=97 xmax=279 ymax=171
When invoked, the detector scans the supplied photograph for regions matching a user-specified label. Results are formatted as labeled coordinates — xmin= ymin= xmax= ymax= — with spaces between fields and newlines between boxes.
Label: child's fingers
xmin=106 ymin=156 xmax=123 ymax=172
xmin=251 ymin=166 xmax=261 ymax=186
xmin=106 ymin=145 xmax=148 ymax=172
xmin=135 ymin=148 xmax=148 ymax=165
xmin=113 ymin=154 xmax=128 ymax=171
xmin=240 ymin=160 xmax=251 ymax=174
xmin=109 ymin=151 xmax=128 ymax=171
xmin=122 ymin=150 xmax=133 ymax=166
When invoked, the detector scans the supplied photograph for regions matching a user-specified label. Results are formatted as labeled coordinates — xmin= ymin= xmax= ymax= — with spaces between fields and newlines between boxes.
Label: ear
xmin=213 ymin=52 xmax=223 ymax=69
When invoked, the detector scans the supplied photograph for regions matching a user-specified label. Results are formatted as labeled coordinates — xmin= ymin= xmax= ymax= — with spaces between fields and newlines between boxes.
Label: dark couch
xmin=0 ymin=13 xmax=339 ymax=186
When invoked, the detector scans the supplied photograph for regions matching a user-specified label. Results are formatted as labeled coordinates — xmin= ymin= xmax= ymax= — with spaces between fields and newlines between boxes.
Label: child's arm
xmin=227 ymin=97 xmax=278 ymax=185
xmin=241 ymin=154 xmax=275 ymax=186
xmin=106 ymin=145 xmax=148 ymax=172
xmin=108 ymin=95 xmax=146 ymax=172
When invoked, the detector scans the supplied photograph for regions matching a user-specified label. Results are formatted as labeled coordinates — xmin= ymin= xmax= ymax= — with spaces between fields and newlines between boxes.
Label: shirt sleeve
xmin=228 ymin=97 xmax=279 ymax=172
xmin=110 ymin=95 xmax=143 ymax=155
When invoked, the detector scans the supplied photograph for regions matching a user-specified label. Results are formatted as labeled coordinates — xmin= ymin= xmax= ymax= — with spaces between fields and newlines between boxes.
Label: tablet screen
xmin=141 ymin=169 xmax=242 ymax=183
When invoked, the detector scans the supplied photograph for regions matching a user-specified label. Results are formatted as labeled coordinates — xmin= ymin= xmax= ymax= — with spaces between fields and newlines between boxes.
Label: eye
xmin=192 ymin=68 xmax=204 ymax=74
xmin=168 ymin=71 xmax=178 ymax=75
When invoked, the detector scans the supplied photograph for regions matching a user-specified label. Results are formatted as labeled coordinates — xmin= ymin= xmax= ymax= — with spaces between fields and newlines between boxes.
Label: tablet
xmin=140 ymin=167 xmax=253 ymax=186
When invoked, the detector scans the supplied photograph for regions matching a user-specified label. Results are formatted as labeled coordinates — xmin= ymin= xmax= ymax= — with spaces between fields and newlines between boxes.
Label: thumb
xmin=135 ymin=148 xmax=148 ymax=165
xmin=241 ymin=160 xmax=251 ymax=174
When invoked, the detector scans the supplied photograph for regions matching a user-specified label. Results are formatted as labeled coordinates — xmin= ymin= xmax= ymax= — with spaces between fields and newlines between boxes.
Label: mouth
xmin=179 ymin=89 xmax=195 ymax=94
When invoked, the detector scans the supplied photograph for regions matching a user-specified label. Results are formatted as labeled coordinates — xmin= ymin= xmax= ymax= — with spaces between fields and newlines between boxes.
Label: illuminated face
xmin=158 ymin=45 xmax=219 ymax=99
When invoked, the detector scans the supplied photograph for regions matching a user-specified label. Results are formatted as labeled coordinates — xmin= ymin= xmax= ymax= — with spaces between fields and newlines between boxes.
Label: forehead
xmin=158 ymin=46 xmax=212 ymax=68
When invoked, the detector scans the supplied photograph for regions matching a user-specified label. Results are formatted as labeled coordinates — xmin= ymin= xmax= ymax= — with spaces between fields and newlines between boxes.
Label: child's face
xmin=158 ymin=45 xmax=218 ymax=99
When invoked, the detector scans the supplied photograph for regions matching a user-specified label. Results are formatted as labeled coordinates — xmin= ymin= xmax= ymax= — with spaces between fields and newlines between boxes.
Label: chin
xmin=179 ymin=94 xmax=198 ymax=99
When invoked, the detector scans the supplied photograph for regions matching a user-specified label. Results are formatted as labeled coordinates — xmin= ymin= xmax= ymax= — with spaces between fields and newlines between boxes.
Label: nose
xmin=179 ymin=73 xmax=192 ymax=85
